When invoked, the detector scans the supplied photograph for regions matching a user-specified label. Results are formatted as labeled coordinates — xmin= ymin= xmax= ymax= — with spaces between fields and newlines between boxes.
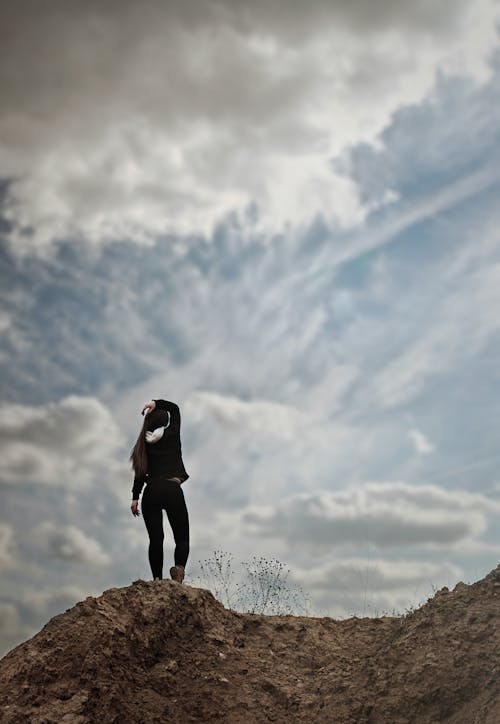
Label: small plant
xmin=197 ymin=549 xmax=238 ymax=608
xmin=238 ymin=555 xmax=309 ymax=616
xmin=193 ymin=550 xmax=310 ymax=616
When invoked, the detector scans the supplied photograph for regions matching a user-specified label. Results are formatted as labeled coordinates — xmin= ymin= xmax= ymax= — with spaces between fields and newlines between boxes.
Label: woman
xmin=130 ymin=398 xmax=190 ymax=583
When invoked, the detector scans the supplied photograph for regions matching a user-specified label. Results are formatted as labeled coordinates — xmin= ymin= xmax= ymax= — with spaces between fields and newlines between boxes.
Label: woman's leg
xmin=141 ymin=492 xmax=164 ymax=579
xmin=164 ymin=484 xmax=190 ymax=568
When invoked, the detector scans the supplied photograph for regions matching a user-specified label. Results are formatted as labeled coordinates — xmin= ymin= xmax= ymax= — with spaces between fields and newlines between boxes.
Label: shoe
xmin=170 ymin=565 xmax=185 ymax=583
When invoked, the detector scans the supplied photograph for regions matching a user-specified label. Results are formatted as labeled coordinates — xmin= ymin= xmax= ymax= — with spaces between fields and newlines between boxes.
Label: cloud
xmin=242 ymin=482 xmax=500 ymax=549
xmin=27 ymin=522 xmax=110 ymax=565
xmin=0 ymin=396 xmax=127 ymax=490
xmin=0 ymin=525 xmax=16 ymax=569
xmin=0 ymin=602 xmax=25 ymax=656
xmin=298 ymin=557 xmax=462 ymax=593
xmin=408 ymin=428 xmax=434 ymax=455
xmin=343 ymin=219 xmax=500 ymax=412
xmin=289 ymin=556 xmax=464 ymax=615
xmin=1 ymin=0 xmax=498 ymax=250
xmin=1 ymin=30 xmax=500 ymax=655
xmin=179 ymin=389 xmax=360 ymax=507
xmin=0 ymin=395 xmax=154 ymax=655
xmin=0 ymin=602 xmax=21 ymax=633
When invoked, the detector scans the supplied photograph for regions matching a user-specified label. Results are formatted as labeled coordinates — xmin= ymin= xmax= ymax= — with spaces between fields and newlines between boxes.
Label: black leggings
xmin=141 ymin=478 xmax=190 ymax=579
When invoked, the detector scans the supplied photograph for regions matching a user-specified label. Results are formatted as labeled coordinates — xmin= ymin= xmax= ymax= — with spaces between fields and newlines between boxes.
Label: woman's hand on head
xmin=131 ymin=500 xmax=140 ymax=517
xmin=142 ymin=400 xmax=156 ymax=416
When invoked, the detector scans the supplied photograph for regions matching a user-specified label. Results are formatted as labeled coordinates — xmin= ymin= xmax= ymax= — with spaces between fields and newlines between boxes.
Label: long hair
xmin=130 ymin=409 xmax=168 ymax=479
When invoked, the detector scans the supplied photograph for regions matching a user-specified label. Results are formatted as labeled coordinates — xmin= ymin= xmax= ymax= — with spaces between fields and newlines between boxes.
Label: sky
xmin=1 ymin=0 xmax=500 ymax=655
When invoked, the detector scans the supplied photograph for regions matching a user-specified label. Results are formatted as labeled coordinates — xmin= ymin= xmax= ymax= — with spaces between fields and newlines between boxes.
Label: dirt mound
xmin=1 ymin=565 xmax=499 ymax=723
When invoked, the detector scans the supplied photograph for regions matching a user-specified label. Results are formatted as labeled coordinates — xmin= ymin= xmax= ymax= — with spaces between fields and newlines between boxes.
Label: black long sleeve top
xmin=132 ymin=399 xmax=189 ymax=500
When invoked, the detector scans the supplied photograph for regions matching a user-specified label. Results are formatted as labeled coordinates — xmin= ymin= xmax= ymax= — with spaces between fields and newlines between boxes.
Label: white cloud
xmin=179 ymin=389 xmax=358 ymax=505
xmin=290 ymin=556 xmax=464 ymax=616
xmin=242 ymin=482 xmax=500 ymax=549
xmin=0 ymin=397 xmax=151 ymax=655
xmin=370 ymin=325 xmax=462 ymax=408
xmin=0 ymin=396 xmax=128 ymax=490
xmin=28 ymin=522 xmax=111 ymax=566
xmin=1 ymin=0 xmax=498 ymax=251
xmin=303 ymin=162 xmax=500 ymax=278
xmin=408 ymin=428 xmax=434 ymax=455
xmin=299 ymin=557 xmax=461 ymax=593
xmin=356 ymin=223 xmax=500 ymax=411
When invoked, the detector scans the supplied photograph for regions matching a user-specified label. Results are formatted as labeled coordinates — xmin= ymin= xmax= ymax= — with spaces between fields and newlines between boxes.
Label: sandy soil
xmin=0 ymin=565 xmax=499 ymax=723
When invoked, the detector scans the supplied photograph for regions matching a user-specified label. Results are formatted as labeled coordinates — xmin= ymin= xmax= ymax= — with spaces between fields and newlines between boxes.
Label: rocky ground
xmin=0 ymin=565 xmax=499 ymax=723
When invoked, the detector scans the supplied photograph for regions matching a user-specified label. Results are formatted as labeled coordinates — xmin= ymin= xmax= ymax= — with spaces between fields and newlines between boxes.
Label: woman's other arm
xmin=132 ymin=474 xmax=146 ymax=501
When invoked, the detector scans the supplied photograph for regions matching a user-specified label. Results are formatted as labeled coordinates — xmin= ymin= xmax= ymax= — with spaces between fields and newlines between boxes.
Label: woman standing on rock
xmin=130 ymin=399 xmax=190 ymax=583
